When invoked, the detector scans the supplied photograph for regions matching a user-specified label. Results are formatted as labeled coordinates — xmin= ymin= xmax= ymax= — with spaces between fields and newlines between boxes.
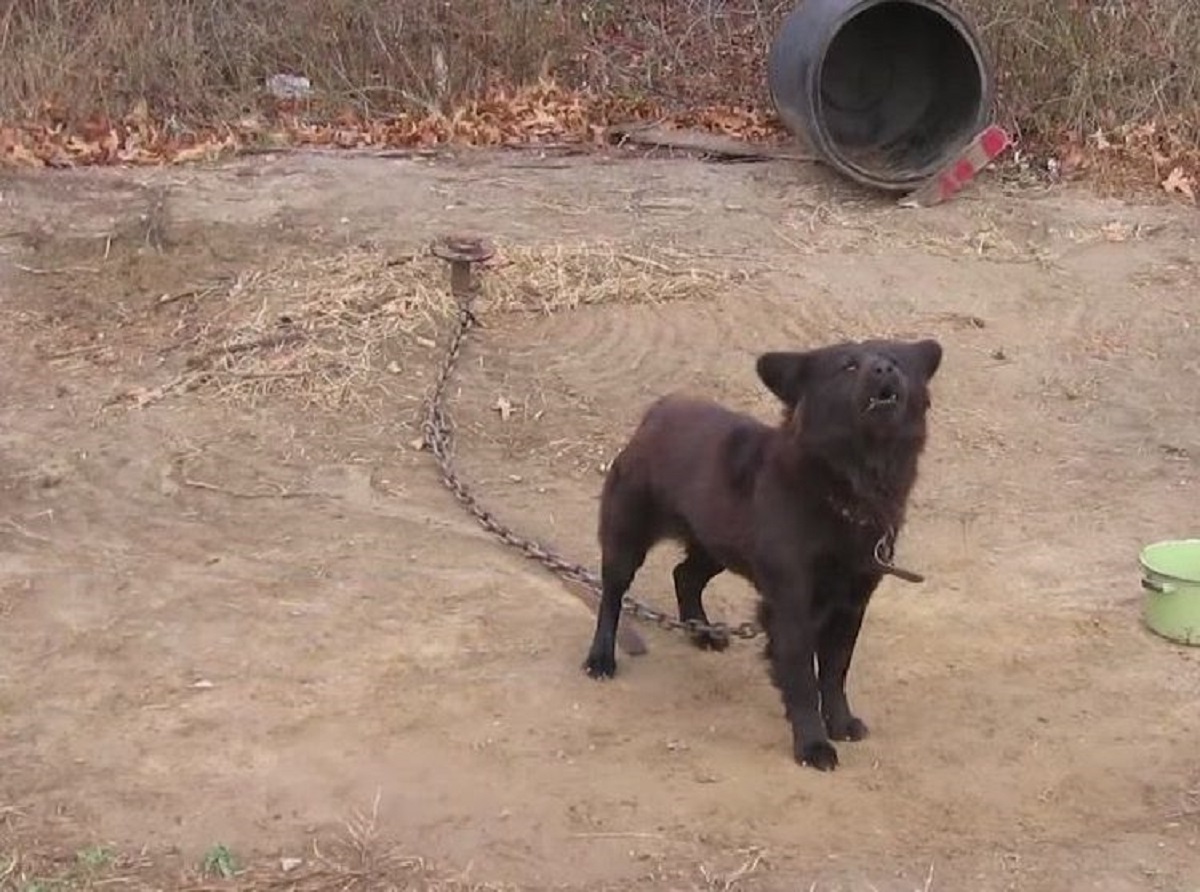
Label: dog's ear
xmin=904 ymin=339 xmax=943 ymax=381
xmin=756 ymin=351 xmax=813 ymax=405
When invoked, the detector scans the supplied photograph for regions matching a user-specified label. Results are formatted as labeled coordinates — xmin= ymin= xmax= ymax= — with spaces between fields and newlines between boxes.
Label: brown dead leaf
xmin=0 ymin=128 xmax=44 ymax=168
xmin=1100 ymin=221 xmax=1131 ymax=242
xmin=1161 ymin=167 xmax=1196 ymax=202
xmin=171 ymin=139 xmax=225 ymax=165
xmin=1059 ymin=143 xmax=1088 ymax=176
xmin=115 ymin=385 xmax=168 ymax=409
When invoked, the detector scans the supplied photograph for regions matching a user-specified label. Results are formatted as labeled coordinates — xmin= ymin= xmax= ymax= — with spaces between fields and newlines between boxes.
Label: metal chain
xmin=420 ymin=286 xmax=762 ymax=644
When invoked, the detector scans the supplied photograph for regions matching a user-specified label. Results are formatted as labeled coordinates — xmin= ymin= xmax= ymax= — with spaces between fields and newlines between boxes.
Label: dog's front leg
xmin=818 ymin=602 xmax=869 ymax=742
xmin=758 ymin=562 xmax=838 ymax=771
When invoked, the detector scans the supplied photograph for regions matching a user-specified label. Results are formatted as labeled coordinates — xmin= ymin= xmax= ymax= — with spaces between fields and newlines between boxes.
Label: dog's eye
xmin=843 ymin=360 xmax=859 ymax=372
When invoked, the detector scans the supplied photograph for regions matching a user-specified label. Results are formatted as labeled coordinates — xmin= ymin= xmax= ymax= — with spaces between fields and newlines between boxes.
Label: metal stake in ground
xmin=431 ymin=234 xmax=494 ymax=303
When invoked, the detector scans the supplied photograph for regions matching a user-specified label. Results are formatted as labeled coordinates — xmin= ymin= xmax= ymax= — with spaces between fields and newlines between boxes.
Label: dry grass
xmin=0 ymin=0 xmax=574 ymax=121
xmin=966 ymin=0 xmax=1200 ymax=143
xmin=0 ymin=791 xmax=513 ymax=891
xmin=3 ymin=0 xmax=1199 ymax=168
xmin=147 ymin=239 xmax=746 ymax=410
xmin=1 ymin=797 xmax=769 ymax=891
xmin=483 ymin=241 xmax=746 ymax=313
xmin=1 ymin=824 xmax=508 ymax=892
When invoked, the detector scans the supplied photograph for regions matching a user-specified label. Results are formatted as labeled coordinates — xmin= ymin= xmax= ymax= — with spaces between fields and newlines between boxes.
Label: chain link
xmin=421 ymin=282 xmax=762 ymax=645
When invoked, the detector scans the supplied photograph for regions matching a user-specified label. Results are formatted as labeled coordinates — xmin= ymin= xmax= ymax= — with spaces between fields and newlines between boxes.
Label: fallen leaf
xmin=1161 ymin=166 xmax=1195 ymax=202
xmin=1100 ymin=221 xmax=1131 ymax=242
xmin=116 ymin=385 xmax=168 ymax=408
xmin=171 ymin=140 xmax=222 ymax=164
xmin=494 ymin=395 xmax=513 ymax=421
xmin=1058 ymin=144 xmax=1088 ymax=175
xmin=1 ymin=135 xmax=44 ymax=168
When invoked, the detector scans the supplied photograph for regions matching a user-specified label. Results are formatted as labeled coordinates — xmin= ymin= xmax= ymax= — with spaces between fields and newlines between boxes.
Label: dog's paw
xmin=582 ymin=650 xmax=617 ymax=680
xmin=689 ymin=629 xmax=730 ymax=652
xmin=795 ymin=738 xmax=839 ymax=771
xmin=826 ymin=716 xmax=870 ymax=742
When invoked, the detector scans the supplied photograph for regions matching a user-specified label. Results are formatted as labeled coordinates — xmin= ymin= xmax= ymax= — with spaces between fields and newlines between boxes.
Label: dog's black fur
xmin=582 ymin=338 xmax=943 ymax=770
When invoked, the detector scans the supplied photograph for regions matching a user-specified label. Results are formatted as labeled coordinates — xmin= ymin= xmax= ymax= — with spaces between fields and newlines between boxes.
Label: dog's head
xmin=756 ymin=339 xmax=942 ymax=442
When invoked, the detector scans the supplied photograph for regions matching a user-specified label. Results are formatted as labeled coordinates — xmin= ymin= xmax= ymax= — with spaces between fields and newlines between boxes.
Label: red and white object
xmin=899 ymin=124 xmax=1012 ymax=207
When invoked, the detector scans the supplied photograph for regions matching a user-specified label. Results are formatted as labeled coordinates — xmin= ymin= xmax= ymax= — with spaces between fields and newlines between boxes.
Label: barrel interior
xmin=817 ymin=1 xmax=986 ymax=181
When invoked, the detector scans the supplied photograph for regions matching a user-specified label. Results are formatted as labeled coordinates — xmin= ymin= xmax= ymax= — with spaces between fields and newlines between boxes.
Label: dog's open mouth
xmin=867 ymin=386 xmax=900 ymax=413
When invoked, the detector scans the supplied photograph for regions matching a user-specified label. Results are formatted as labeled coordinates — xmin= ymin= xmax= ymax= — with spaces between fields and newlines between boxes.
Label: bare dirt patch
xmin=1 ymin=151 xmax=1199 ymax=891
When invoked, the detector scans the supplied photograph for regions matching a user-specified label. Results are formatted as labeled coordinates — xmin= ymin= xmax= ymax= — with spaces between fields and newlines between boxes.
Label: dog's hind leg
xmin=584 ymin=471 xmax=653 ymax=680
xmin=583 ymin=542 xmax=649 ymax=679
xmin=673 ymin=546 xmax=728 ymax=652
xmin=818 ymin=602 xmax=870 ymax=742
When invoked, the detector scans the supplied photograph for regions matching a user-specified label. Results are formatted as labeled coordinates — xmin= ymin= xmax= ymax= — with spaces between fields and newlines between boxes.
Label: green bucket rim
xmin=1139 ymin=538 xmax=1200 ymax=585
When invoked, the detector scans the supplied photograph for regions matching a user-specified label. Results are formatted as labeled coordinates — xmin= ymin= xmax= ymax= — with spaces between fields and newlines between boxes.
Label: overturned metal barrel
xmin=767 ymin=0 xmax=995 ymax=192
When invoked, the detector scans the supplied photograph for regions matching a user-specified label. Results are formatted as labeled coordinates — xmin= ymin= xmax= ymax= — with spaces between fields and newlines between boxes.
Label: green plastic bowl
xmin=1140 ymin=539 xmax=1200 ymax=647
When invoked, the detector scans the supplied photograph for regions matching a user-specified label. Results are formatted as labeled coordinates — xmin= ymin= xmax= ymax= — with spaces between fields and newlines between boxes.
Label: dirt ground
xmin=1 ymin=147 xmax=1199 ymax=892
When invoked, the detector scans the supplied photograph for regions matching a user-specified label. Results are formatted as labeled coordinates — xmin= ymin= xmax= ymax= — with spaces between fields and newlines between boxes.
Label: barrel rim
xmin=809 ymin=0 xmax=997 ymax=190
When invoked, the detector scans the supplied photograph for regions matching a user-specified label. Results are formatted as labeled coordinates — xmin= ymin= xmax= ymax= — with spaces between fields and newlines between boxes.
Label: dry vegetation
xmin=1 ymin=804 xmax=515 ymax=892
xmin=103 ymin=240 xmax=746 ymax=413
xmin=1 ymin=0 xmax=1199 ymax=190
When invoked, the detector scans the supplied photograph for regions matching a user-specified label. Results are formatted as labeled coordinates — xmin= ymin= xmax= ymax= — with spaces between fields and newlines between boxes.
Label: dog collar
xmin=874 ymin=528 xmax=925 ymax=584
xmin=826 ymin=495 xmax=925 ymax=585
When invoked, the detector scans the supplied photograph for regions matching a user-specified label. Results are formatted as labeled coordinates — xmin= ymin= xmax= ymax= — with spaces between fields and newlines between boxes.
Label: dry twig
xmin=181 ymin=478 xmax=334 ymax=500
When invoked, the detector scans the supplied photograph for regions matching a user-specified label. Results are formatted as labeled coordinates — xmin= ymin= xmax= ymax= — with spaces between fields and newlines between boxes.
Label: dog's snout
xmin=869 ymin=357 xmax=897 ymax=379
xmin=862 ymin=355 xmax=904 ymax=411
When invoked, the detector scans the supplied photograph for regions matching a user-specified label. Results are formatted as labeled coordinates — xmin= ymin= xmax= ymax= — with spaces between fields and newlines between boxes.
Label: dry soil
xmin=1 ymin=147 xmax=1198 ymax=891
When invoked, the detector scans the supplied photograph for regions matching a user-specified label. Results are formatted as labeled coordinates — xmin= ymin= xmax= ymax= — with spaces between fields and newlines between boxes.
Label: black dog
xmin=582 ymin=338 xmax=942 ymax=771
